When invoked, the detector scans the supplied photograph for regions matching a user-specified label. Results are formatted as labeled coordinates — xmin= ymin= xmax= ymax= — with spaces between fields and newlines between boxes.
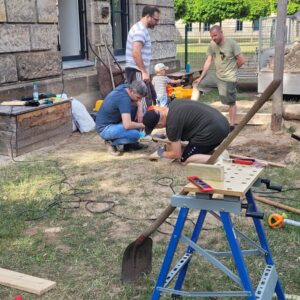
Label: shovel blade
xmin=121 ymin=237 xmax=153 ymax=282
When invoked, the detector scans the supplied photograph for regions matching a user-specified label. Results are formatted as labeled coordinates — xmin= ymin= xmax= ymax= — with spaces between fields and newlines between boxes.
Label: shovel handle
xmin=136 ymin=190 xmax=189 ymax=243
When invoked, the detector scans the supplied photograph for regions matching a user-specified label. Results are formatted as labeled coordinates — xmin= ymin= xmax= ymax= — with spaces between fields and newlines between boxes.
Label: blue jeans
xmin=99 ymin=123 xmax=140 ymax=146
xmin=156 ymin=94 xmax=168 ymax=107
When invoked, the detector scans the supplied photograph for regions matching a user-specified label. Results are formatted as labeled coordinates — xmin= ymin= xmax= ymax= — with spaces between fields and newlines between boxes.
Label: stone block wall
xmin=0 ymin=0 xmax=178 ymax=106
xmin=134 ymin=1 xmax=178 ymax=72
xmin=0 ymin=0 xmax=60 ymax=85
xmin=87 ymin=0 xmax=178 ymax=71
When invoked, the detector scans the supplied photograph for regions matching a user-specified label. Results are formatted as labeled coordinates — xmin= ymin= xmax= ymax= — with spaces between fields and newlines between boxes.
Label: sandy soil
xmin=0 ymin=99 xmax=299 ymax=167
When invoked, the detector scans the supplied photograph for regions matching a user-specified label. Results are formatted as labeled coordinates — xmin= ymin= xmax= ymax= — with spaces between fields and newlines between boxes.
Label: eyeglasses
xmin=151 ymin=16 xmax=160 ymax=22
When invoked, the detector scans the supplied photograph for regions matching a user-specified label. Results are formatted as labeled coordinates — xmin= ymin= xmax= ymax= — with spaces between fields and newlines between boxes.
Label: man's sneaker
xmin=139 ymin=135 xmax=152 ymax=142
xmin=152 ymin=133 xmax=167 ymax=139
xmin=123 ymin=143 xmax=148 ymax=152
xmin=105 ymin=141 xmax=121 ymax=156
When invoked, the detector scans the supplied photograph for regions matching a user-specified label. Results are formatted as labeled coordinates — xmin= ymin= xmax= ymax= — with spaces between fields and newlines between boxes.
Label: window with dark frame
xmin=186 ymin=23 xmax=192 ymax=32
xmin=204 ymin=22 xmax=210 ymax=32
xmin=252 ymin=19 xmax=259 ymax=31
xmin=111 ymin=0 xmax=129 ymax=56
xmin=236 ymin=19 xmax=243 ymax=31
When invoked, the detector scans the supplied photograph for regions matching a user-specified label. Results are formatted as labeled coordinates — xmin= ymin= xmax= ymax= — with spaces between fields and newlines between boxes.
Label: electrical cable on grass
xmin=6 ymin=129 xmax=223 ymax=229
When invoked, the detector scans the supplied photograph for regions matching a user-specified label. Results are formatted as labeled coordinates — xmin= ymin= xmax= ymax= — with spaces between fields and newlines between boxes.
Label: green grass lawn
xmin=176 ymin=42 xmax=258 ymax=69
xmin=0 ymin=133 xmax=299 ymax=299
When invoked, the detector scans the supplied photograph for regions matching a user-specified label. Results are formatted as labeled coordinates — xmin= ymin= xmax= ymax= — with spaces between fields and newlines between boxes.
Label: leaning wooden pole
xmin=207 ymin=79 xmax=281 ymax=164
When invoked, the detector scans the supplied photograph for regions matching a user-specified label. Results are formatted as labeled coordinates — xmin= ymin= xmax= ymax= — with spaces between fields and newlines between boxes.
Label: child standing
xmin=152 ymin=63 xmax=182 ymax=107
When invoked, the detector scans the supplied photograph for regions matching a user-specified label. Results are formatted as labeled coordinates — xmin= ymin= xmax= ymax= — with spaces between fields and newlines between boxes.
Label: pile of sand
xmin=263 ymin=41 xmax=300 ymax=72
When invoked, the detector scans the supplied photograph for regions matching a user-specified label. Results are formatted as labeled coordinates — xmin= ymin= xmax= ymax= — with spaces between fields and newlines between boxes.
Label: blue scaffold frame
xmin=151 ymin=189 xmax=285 ymax=300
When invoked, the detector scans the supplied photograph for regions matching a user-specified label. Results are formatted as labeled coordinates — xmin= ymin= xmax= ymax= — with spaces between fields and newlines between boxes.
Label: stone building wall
xmin=0 ymin=0 xmax=60 ymax=85
xmin=0 ymin=0 xmax=178 ymax=107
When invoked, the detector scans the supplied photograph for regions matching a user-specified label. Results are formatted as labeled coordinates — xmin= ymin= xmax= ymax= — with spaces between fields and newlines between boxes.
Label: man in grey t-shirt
xmin=193 ymin=25 xmax=245 ymax=131
xmin=142 ymin=100 xmax=230 ymax=164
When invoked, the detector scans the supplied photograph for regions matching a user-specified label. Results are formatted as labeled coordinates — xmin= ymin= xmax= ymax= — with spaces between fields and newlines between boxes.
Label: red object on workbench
xmin=187 ymin=176 xmax=214 ymax=192
xmin=14 ymin=295 xmax=23 ymax=300
xmin=232 ymin=159 xmax=254 ymax=165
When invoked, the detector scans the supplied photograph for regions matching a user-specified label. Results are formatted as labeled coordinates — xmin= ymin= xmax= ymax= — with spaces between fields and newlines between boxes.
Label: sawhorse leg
xmin=246 ymin=190 xmax=285 ymax=300
xmin=151 ymin=207 xmax=189 ymax=300
xmin=220 ymin=211 xmax=256 ymax=299
xmin=174 ymin=210 xmax=207 ymax=291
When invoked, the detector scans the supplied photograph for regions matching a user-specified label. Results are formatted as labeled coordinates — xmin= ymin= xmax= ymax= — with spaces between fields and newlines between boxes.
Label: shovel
xmin=121 ymin=80 xmax=281 ymax=282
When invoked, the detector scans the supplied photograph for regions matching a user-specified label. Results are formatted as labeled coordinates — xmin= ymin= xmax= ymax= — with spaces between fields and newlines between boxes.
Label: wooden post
xmin=271 ymin=0 xmax=288 ymax=131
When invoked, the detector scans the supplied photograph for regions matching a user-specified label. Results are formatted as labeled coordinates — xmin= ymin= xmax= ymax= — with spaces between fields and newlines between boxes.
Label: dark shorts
xmin=180 ymin=142 xmax=220 ymax=162
xmin=125 ymin=67 xmax=157 ymax=107
xmin=217 ymin=79 xmax=237 ymax=106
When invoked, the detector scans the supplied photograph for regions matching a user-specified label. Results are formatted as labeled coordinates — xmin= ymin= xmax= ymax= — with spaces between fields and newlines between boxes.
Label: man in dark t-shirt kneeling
xmin=143 ymin=100 xmax=230 ymax=164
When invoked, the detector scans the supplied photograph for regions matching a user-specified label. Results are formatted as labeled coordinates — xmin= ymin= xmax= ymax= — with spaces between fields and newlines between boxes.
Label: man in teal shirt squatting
xmin=192 ymin=25 xmax=245 ymax=131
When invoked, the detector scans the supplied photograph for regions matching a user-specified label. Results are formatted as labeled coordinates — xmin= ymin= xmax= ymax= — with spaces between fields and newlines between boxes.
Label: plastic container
xmin=171 ymin=87 xmax=192 ymax=99
xmin=185 ymin=63 xmax=190 ymax=73
xmin=33 ymin=81 xmax=39 ymax=101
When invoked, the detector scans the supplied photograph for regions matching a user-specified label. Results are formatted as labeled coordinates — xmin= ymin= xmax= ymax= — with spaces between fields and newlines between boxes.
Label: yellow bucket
xmin=93 ymin=100 xmax=104 ymax=111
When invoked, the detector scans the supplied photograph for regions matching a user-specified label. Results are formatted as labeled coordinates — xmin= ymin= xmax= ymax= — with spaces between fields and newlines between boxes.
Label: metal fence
xmin=258 ymin=16 xmax=300 ymax=70
xmin=175 ymin=23 xmax=259 ymax=76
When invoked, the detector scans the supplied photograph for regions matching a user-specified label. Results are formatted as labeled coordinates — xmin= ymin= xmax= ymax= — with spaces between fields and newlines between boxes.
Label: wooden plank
xmin=183 ymin=161 xmax=264 ymax=197
xmin=16 ymin=102 xmax=71 ymax=127
xmin=16 ymin=130 xmax=71 ymax=156
xmin=0 ymin=115 xmax=16 ymax=131
xmin=17 ymin=116 xmax=72 ymax=140
xmin=186 ymin=163 xmax=224 ymax=181
xmin=0 ymin=100 xmax=26 ymax=106
xmin=0 ymin=267 xmax=56 ymax=295
xmin=254 ymin=195 xmax=300 ymax=214
xmin=221 ymin=112 xmax=271 ymax=125
xmin=17 ymin=121 xmax=72 ymax=149
xmin=0 ymin=100 xmax=71 ymax=116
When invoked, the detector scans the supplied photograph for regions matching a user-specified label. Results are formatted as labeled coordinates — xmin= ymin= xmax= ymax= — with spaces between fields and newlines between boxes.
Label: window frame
xmin=203 ymin=22 xmax=210 ymax=32
xmin=236 ymin=19 xmax=243 ymax=32
xmin=111 ymin=0 xmax=129 ymax=56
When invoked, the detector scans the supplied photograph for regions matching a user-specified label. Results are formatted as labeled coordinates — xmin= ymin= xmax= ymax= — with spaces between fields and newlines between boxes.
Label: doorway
xmin=58 ymin=0 xmax=86 ymax=61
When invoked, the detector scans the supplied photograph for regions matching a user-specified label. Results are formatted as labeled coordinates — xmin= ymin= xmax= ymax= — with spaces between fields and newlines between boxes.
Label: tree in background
xmin=174 ymin=0 xmax=300 ymax=22
xmin=245 ymin=0 xmax=271 ymax=21
xmin=286 ymin=0 xmax=300 ymax=15
xmin=174 ymin=0 xmax=249 ymax=25
xmin=201 ymin=0 xmax=249 ymax=25
xmin=174 ymin=0 xmax=187 ymax=21
xmin=174 ymin=0 xmax=204 ymax=22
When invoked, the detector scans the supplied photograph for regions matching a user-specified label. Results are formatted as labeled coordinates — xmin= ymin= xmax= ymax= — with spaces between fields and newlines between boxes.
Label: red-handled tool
xmin=232 ymin=159 xmax=254 ymax=165
xmin=224 ymin=159 xmax=254 ymax=165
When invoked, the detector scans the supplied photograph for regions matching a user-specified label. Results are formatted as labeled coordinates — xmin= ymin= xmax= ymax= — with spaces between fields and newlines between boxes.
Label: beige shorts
xmin=217 ymin=79 xmax=237 ymax=105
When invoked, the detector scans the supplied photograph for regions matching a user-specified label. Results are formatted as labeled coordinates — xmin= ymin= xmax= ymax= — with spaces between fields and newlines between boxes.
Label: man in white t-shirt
xmin=125 ymin=5 xmax=161 ymax=119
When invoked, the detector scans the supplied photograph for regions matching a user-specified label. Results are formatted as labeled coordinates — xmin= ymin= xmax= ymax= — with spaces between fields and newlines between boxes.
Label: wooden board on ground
xmin=222 ymin=112 xmax=271 ymax=125
xmin=186 ymin=163 xmax=224 ymax=181
xmin=0 ymin=267 xmax=56 ymax=295
xmin=183 ymin=161 xmax=264 ymax=197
